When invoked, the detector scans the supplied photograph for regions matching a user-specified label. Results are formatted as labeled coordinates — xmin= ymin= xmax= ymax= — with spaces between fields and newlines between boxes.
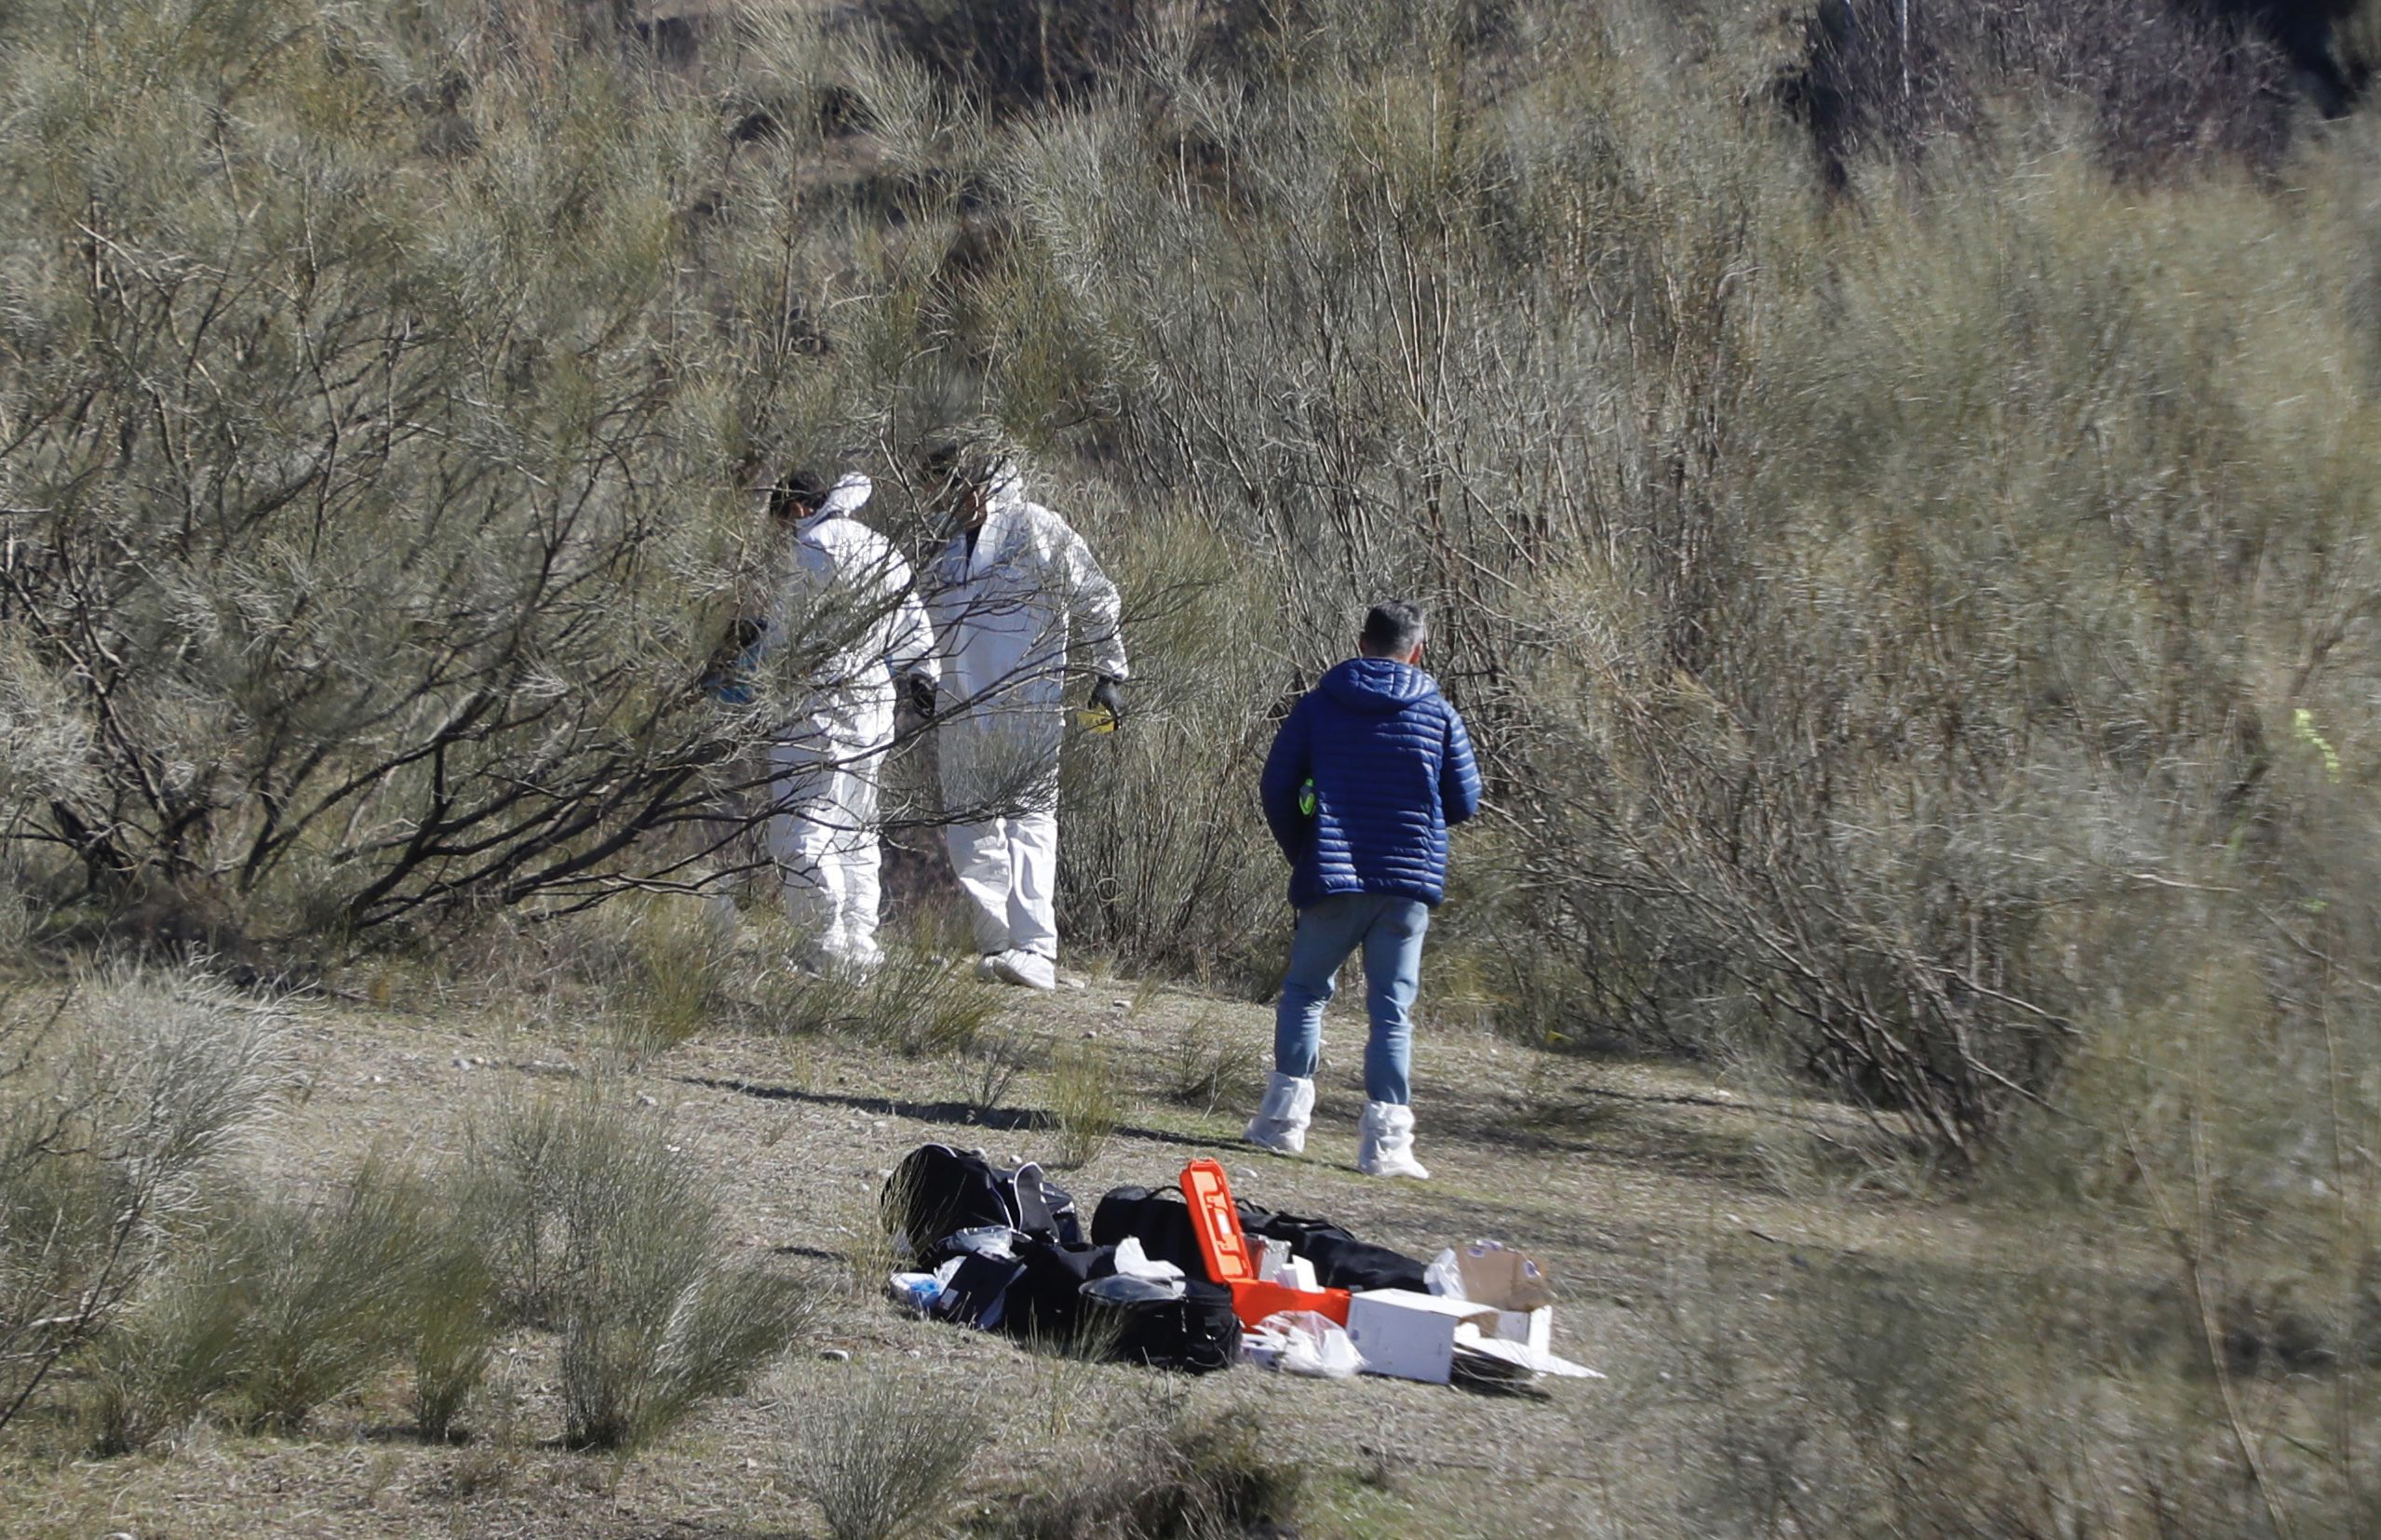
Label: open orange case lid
xmin=1180 ymin=1158 xmax=1352 ymax=1327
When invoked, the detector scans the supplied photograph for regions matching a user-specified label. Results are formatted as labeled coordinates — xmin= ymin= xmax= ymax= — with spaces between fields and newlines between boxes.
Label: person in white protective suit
xmin=750 ymin=470 xmax=938 ymax=975
xmin=921 ymin=447 xmax=1127 ymax=991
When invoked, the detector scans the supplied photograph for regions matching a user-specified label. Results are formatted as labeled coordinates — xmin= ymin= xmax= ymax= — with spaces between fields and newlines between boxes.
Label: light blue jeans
xmin=1273 ymin=893 xmax=1431 ymax=1105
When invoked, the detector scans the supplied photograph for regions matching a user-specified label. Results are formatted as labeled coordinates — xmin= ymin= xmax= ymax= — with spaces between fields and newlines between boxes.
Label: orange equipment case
xmin=1178 ymin=1158 xmax=1352 ymax=1327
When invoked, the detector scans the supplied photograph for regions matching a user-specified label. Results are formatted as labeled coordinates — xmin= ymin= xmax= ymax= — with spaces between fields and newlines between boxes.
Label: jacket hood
xmin=1320 ymin=657 xmax=1438 ymax=716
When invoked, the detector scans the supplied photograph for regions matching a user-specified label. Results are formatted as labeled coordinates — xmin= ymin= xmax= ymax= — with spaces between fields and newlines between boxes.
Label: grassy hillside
xmin=3 ymin=0 xmax=2380 ymax=1533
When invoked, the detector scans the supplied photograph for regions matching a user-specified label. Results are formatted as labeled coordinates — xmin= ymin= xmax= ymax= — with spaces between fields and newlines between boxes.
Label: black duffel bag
xmin=883 ymin=1144 xmax=1082 ymax=1259
xmin=1010 ymin=1238 xmax=1237 ymax=1373
xmin=1094 ymin=1182 xmax=1431 ymax=1294
xmin=1235 ymin=1202 xmax=1429 ymax=1293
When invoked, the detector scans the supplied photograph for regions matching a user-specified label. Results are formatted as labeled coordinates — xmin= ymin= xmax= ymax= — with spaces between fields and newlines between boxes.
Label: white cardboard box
xmin=1452 ymin=1323 xmax=1605 ymax=1381
xmin=1346 ymin=1290 xmax=1502 ymax=1385
xmin=1494 ymin=1306 xmax=1553 ymax=1355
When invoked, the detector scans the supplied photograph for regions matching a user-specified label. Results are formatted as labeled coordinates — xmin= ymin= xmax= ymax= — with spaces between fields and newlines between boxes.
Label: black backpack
xmin=1096 ymin=1279 xmax=1239 ymax=1374
xmin=981 ymin=1239 xmax=1235 ymax=1374
xmin=1089 ymin=1185 xmax=1212 ymax=1279
xmin=883 ymin=1144 xmax=1082 ymax=1259
xmin=1007 ymin=1238 xmax=1115 ymax=1343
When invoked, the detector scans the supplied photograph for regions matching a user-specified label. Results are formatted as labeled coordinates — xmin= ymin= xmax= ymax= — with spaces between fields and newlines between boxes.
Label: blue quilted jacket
xmin=1259 ymin=658 xmax=1482 ymax=908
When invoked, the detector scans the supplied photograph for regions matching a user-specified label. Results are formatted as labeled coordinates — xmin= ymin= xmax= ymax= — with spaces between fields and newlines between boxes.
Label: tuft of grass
xmin=84 ymin=1155 xmax=474 ymax=1451
xmin=753 ymin=943 xmax=998 ymax=1057
xmin=1045 ymin=1040 xmax=1127 ymax=1170
xmin=469 ymin=1092 xmax=580 ymax=1329
xmin=848 ymin=1163 xmax=915 ymax=1292
xmin=995 ymin=1401 xmax=1305 ymax=1540
xmin=788 ymin=1370 xmax=982 ymax=1540
xmin=1 ymin=967 xmax=295 ymax=1439
xmin=468 ymin=1092 xmax=809 ymax=1452
xmin=554 ymin=896 xmax=742 ymax=1063
xmin=562 ymin=1256 xmax=800 ymax=1453
xmin=1162 ymin=1011 xmax=1261 ymax=1116
xmin=230 ymin=1159 xmax=459 ymax=1434
xmin=1022 ymin=1314 xmax=1126 ymax=1441
xmin=409 ymin=1204 xmax=500 ymax=1444
xmin=622 ymin=899 xmax=742 ymax=1056
xmin=84 ymin=1228 xmax=255 ymax=1456
xmin=951 ymin=1028 xmax=1032 ymax=1124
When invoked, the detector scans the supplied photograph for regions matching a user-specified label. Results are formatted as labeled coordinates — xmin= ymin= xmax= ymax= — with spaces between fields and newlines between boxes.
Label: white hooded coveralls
xmin=926 ymin=463 xmax=1127 ymax=966
xmin=755 ymin=475 xmax=936 ymax=968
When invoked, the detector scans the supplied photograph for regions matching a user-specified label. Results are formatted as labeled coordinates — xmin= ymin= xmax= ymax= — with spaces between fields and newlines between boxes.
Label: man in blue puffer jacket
xmin=1245 ymin=600 xmax=1482 ymax=1178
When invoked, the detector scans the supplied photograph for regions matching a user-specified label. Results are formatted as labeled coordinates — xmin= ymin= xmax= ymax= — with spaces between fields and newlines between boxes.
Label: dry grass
xmin=85 ymin=1156 xmax=470 ymax=1452
xmin=471 ymin=1092 xmax=812 ymax=1452
xmin=1044 ymin=1039 xmax=1128 ymax=1170
xmin=787 ymin=1369 xmax=983 ymax=1540
xmin=0 ymin=971 xmax=2361 ymax=1535
xmin=1161 ymin=1010 xmax=1264 ymax=1116
xmin=949 ymin=1027 xmax=1033 ymax=1124
xmin=992 ymin=1400 xmax=1307 ymax=1540
xmin=5 ymin=0 xmax=2381 ymax=1532
xmin=758 ymin=943 xmax=1001 ymax=1057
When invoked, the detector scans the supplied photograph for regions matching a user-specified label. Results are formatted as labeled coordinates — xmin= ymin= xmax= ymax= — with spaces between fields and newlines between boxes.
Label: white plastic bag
xmin=1250 ymin=1310 xmax=1363 ymax=1380
xmin=1424 ymin=1247 xmax=1464 ymax=1298
xmin=1112 ymin=1236 xmax=1186 ymax=1285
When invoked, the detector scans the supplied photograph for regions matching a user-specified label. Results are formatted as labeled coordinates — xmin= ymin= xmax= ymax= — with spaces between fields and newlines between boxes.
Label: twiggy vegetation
xmin=2 ymin=0 xmax=2380 ymax=1529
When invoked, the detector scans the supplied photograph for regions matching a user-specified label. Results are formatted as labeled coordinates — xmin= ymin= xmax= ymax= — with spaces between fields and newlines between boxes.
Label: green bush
xmin=0 ymin=0 xmax=895 ymax=949
xmin=226 ymin=1160 xmax=454 ymax=1433
xmin=872 ymin=0 xmax=1149 ymax=113
xmin=85 ymin=1155 xmax=502 ymax=1451
xmin=1160 ymin=1009 xmax=1262 ymax=1114
xmin=84 ymin=1228 xmax=258 ymax=1456
xmin=408 ymin=1204 xmax=500 ymax=1444
xmin=0 ymin=968 xmax=292 ymax=1440
xmin=959 ymin=0 xmax=2381 ymax=1175
xmin=789 ymin=1370 xmax=983 ymax=1540
xmin=473 ymin=1092 xmax=808 ymax=1452
xmin=756 ymin=942 xmax=1000 ymax=1056
xmin=997 ymin=1402 xmax=1305 ymax=1540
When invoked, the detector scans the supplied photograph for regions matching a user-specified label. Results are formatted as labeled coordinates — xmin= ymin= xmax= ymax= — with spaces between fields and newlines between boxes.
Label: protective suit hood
xmin=804 ymin=472 xmax=872 ymax=523
xmin=981 ymin=459 xmax=1025 ymax=516
xmin=1319 ymin=656 xmax=1438 ymax=716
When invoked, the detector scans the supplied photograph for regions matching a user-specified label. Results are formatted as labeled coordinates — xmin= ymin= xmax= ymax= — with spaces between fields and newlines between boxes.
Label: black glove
xmin=906 ymin=674 xmax=936 ymax=721
xmin=1088 ymin=675 xmax=1125 ymax=725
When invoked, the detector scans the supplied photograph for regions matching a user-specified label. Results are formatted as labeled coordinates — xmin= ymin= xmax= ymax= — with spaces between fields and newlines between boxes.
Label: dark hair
xmin=767 ymin=470 xmax=829 ymax=521
xmin=1360 ymin=599 xmax=1428 ymax=657
xmin=921 ymin=435 xmax=1002 ymax=490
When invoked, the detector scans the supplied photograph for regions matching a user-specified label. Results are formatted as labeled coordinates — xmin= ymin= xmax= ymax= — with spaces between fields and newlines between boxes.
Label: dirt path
xmin=7 ymin=968 xmax=2006 ymax=1539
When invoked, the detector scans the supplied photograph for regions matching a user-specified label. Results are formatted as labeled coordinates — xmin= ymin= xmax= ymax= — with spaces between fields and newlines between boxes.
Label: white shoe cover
xmin=1244 ymin=1072 xmax=1316 ymax=1156
xmin=992 ymin=950 xmax=1057 ymax=990
xmin=1357 ymin=1101 xmax=1431 ymax=1180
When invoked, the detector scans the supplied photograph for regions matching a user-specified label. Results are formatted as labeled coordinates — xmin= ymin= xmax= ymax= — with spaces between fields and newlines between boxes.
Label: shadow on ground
xmin=679 ymin=1074 xmax=1218 ymax=1152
